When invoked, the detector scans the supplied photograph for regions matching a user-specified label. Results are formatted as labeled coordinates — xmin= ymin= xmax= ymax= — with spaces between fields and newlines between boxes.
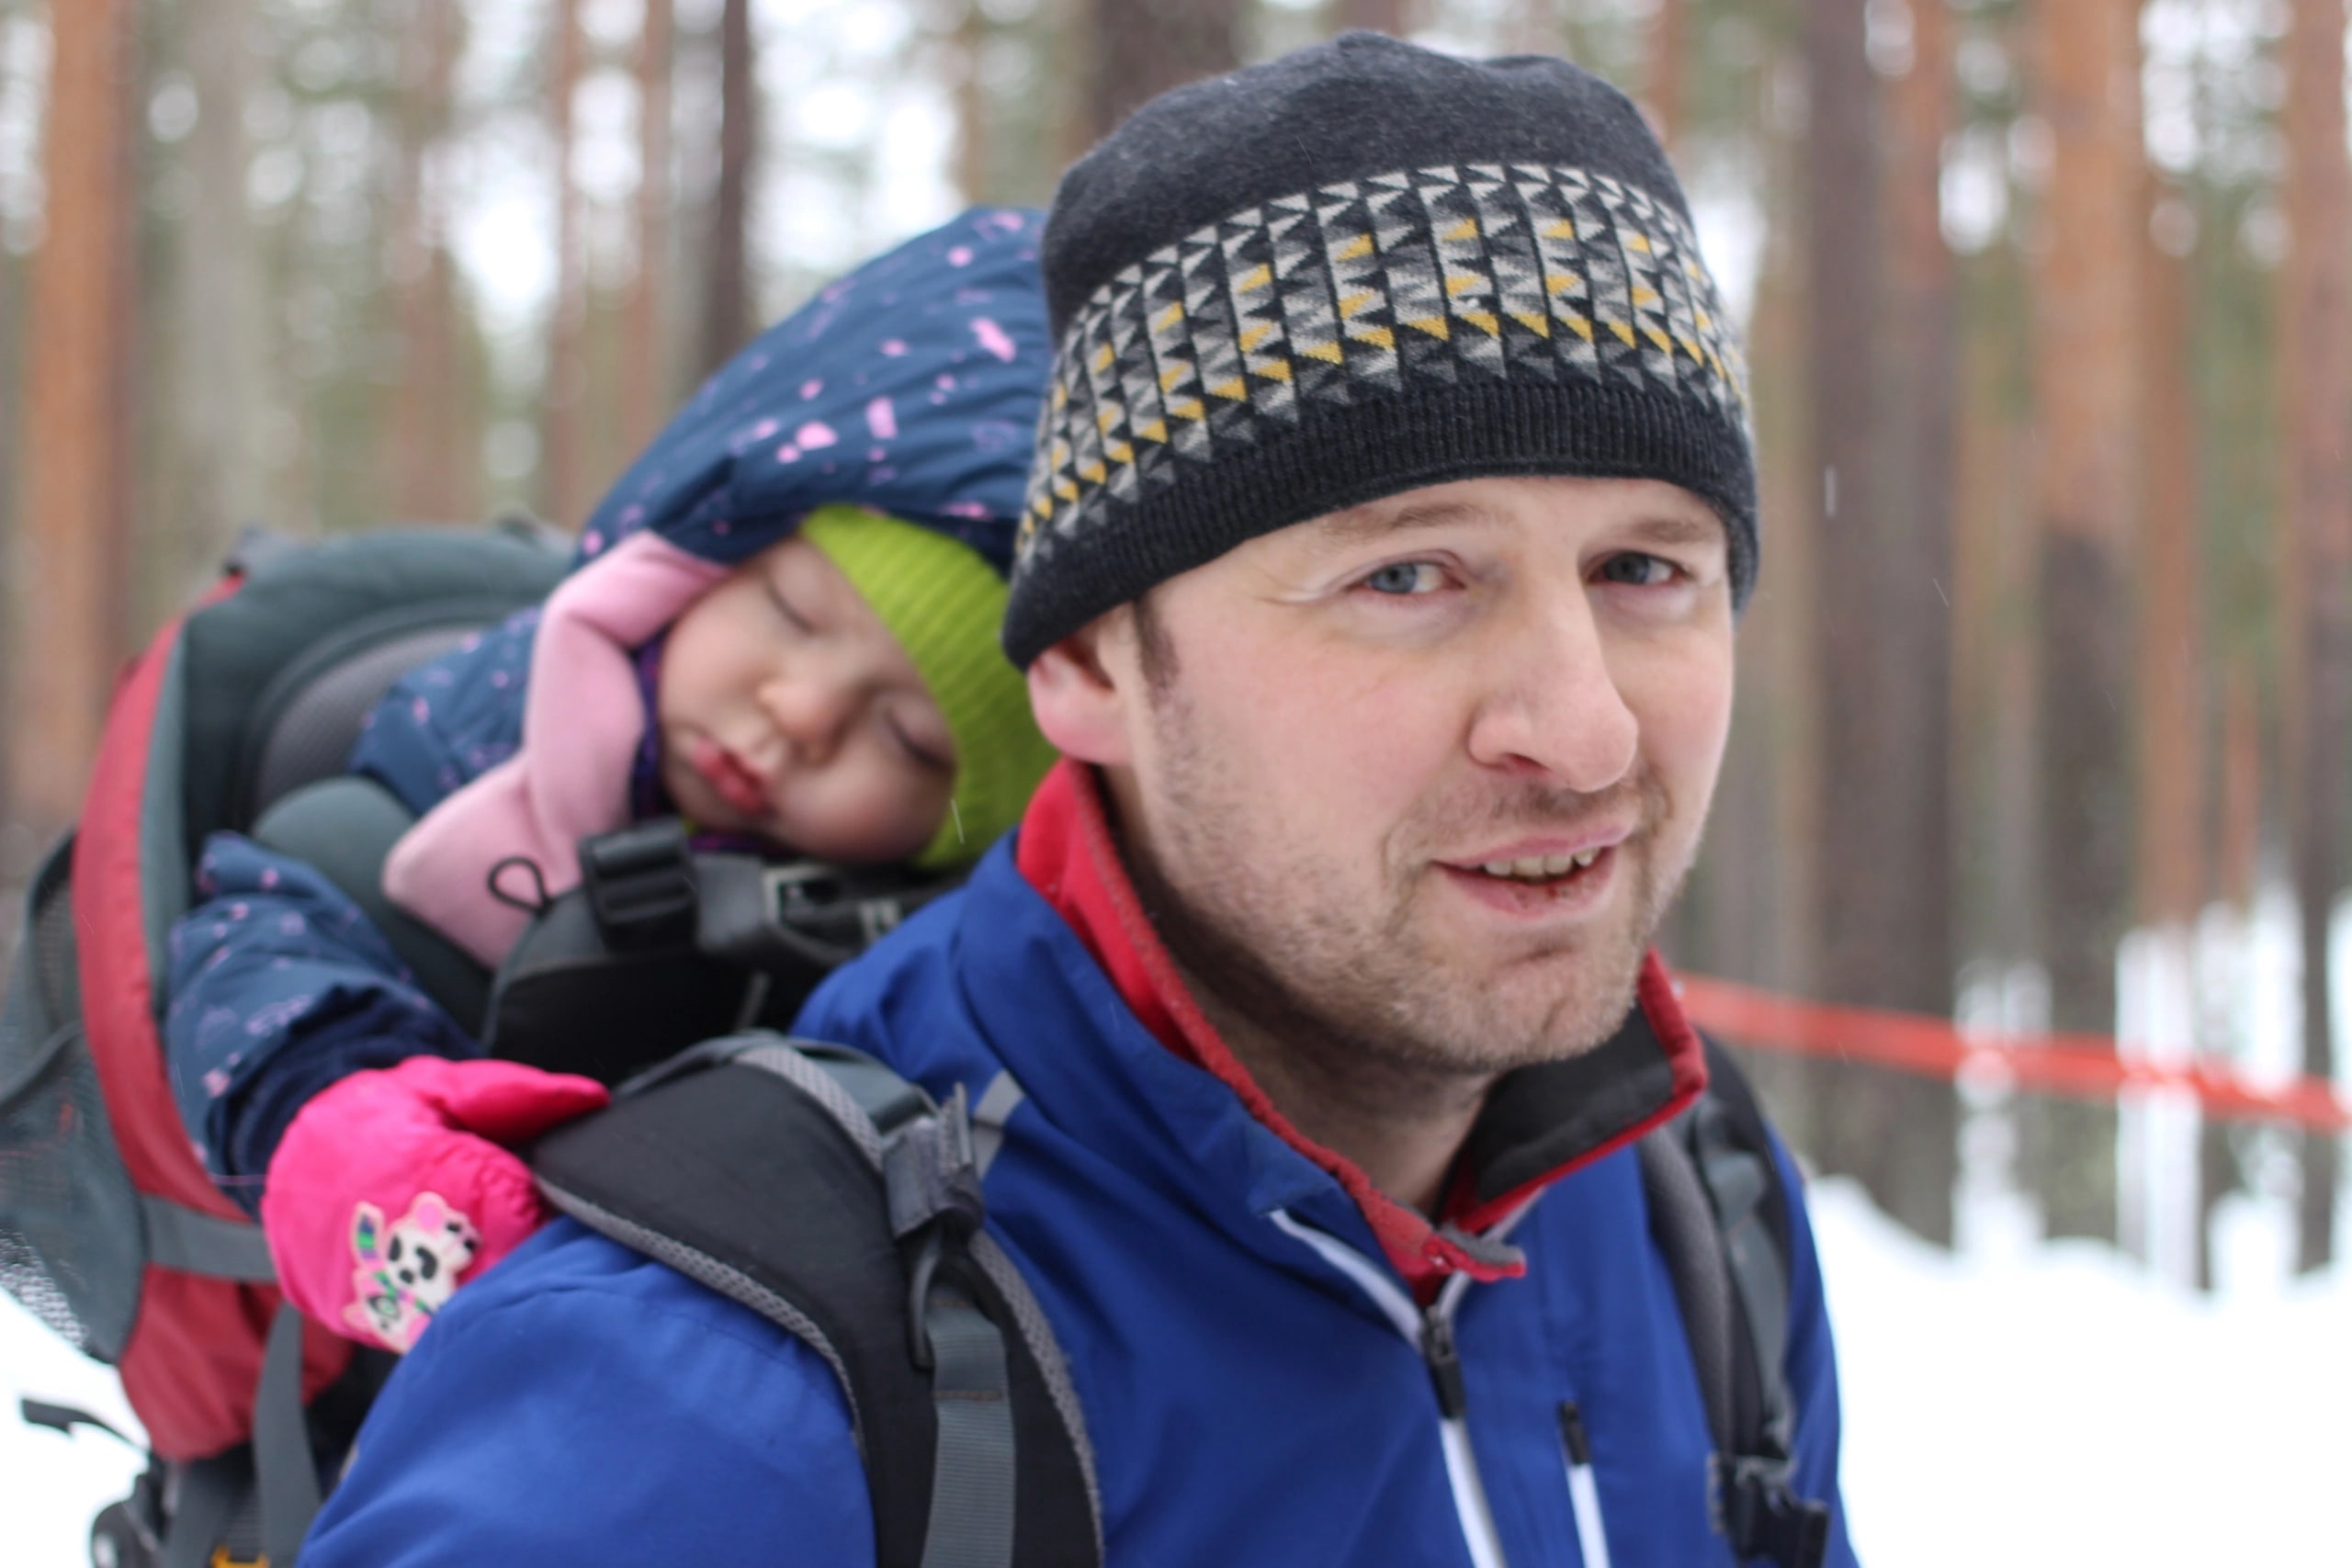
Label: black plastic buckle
xmin=765 ymin=863 xmax=914 ymax=955
xmin=580 ymin=819 xmax=698 ymax=951
xmin=1715 ymin=1454 xmax=1830 ymax=1568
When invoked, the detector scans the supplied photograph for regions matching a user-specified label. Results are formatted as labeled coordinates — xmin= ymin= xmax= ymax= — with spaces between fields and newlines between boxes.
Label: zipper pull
xmin=1421 ymin=1307 xmax=1468 ymax=1419
xmin=1557 ymin=1401 xmax=1592 ymax=1467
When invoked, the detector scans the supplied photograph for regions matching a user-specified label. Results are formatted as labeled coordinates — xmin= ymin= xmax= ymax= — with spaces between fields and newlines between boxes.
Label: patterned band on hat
xmin=1007 ymin=161 xmax=1754 ymax=663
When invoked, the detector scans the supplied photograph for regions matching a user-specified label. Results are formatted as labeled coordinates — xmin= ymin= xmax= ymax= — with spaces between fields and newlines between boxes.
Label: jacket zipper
xmin=1557 ymin=1402 xmax=1612 ymax=1568
xmin=1270 ymin=1213 xmax=1510 ymax=1568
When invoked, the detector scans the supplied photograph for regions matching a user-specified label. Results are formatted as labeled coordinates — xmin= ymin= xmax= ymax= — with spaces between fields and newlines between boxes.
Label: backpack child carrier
xmin=2 ymin=522 xmax=571 ymax=1564
xmin=3 ymin=523 xmax=957 ymax=1566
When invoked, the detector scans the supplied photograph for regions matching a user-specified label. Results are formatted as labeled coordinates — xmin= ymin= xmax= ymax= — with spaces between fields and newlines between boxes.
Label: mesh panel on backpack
xmin=0 ymin=841 xmax=143 ymax=1361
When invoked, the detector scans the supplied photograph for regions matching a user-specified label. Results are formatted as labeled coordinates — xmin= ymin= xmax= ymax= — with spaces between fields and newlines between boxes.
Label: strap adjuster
xmin=580 ymin=819 xmax=698 ymax=950
xmin=1713 ymin=1453 xmax=1830 ymax=1568
xmin=884 ymin=1086 xmax=988 ymax=1371
xmin=883 ymin=1084 xmax=984 ymax=1243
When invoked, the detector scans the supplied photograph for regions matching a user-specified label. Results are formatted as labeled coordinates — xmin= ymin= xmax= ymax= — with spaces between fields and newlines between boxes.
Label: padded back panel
xmin=248 ymin=626 xmax=477 ymax=815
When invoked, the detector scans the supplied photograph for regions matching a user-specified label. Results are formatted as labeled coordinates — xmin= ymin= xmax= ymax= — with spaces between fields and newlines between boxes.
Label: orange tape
xmin=1674 ymin=973 xmax=2352 ymax=1135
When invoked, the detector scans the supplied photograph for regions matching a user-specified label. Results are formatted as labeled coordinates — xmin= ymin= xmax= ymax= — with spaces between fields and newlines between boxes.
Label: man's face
xmin=1083 ymin=474 xmax=1736 ymax=1078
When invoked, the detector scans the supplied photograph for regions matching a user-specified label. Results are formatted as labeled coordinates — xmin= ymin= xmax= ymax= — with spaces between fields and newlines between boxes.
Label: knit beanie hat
xmin=1002 ymin=31 xmax=1755 ymax=668
xmin=799 ymin=504 xmax=1057 ymax=869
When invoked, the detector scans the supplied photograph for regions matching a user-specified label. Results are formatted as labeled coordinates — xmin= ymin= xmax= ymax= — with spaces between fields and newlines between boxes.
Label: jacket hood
xmin=572 ymin=206 xmax=1049 ymax=577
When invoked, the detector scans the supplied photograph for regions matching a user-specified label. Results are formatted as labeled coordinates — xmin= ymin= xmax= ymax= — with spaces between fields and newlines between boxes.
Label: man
xmin=303 ymin=32 xmax=1853 ymax=1566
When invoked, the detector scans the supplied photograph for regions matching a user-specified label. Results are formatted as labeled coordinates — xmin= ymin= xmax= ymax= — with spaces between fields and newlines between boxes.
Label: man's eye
xmin=1361 ymin=561 xmax=1444 ymax=595
xmin=1599 ymin=553 xmax=1678 ymax=587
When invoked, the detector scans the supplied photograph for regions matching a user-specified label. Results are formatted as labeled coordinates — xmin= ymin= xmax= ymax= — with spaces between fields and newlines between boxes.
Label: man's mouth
xmin=1473 ymin=849 xmax=1602 ymax=883
xmin=1435 ymin=829 xmax=1634 ymax=912
xmin=1457 ymin=845 xmax=1612 ymax=897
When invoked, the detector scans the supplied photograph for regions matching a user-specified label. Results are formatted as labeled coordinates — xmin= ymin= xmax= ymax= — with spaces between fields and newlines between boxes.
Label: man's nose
xmin=1464 ymin=588 xmax=1638 ymax=792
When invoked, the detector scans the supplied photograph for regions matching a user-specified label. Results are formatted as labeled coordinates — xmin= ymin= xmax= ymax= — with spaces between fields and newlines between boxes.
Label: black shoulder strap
xmin=484 ymin=820 xmax=960 ymax=1088
xmin=528 ymin=1033 xmax=1101 ymax=1568
xmin=1636 ymin=1036 xmax=1829 ymax=1568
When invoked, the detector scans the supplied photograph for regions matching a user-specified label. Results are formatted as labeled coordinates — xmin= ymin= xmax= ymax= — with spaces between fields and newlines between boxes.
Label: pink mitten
xmin=260 ymin=1056 xmax=610 ymax=1351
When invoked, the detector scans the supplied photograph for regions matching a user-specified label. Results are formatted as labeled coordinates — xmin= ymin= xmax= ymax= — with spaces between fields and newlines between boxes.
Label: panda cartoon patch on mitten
xmin=345 ymin=1192 xmax=480 ymax=1352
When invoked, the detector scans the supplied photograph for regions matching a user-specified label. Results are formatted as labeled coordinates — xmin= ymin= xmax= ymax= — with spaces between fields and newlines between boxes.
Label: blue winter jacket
xmin=300 ymin=780 xmax=1856 ymax=1566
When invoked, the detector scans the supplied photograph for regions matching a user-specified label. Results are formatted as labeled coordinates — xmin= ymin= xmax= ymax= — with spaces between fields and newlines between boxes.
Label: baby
xmin=162 ymin=210 xmax=1057 ymax=1351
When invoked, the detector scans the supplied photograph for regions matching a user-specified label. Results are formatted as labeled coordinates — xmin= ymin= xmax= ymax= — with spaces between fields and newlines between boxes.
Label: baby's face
xmin=656 ymin=534 xmax=956 ymax=862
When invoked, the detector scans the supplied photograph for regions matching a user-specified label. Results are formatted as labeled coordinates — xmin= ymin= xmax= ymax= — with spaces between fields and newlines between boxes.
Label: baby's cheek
xmin=801 ymin=764 xmax=947 ymax=864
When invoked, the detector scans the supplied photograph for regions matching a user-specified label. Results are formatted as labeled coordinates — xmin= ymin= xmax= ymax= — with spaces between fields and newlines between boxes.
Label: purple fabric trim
xmin=629 ymin=634 xmax=673 ymax=825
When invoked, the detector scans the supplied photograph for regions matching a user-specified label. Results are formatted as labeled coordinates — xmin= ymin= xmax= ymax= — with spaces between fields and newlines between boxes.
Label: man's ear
xmin=1026 ymin=615 xmax=1136 ymax=766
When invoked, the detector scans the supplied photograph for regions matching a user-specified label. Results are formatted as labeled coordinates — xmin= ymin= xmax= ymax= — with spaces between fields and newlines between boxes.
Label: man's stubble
xmin=1119 ymin=654 xmax=1700 ymax=1099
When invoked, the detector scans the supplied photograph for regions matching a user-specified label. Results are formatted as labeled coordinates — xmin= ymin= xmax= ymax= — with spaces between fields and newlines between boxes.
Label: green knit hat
xmin=801 ymin=504 xmax=1058 ymax=870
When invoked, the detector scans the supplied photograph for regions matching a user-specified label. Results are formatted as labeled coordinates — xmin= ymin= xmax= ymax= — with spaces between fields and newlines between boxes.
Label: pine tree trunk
xmin=1755 ymin=163 xmax=1819 ymax=1015
xmin=1646 ymin=0 xmax=1687 ymax=149
xmin=1333 ymin=0 xmax=1412 ymax=36
xmin=953 ymin=2 xmax=990 ymax=204
xmin=2281 ymin=0 xmax=2348 ymax=1273
xmin=2136 ymin=193 xmax=2204 ymax=933
xmin=543 ymin=0 xmax=587 ymax=528
xmin=2024 ymin=0 xmax=2143 ymax=1245
xmin=627 ymin=0 xmax=674 ymax=450
xmin=2218 ymin=660 xmax=2259 ymax=910
xmin=6 ymin=0 xmax=137 ymax=834
xmin=1713 ymin=39 xmax=1827 ymax=1148
xmin=2140 ymin=172 xmax=2213 ymax=1280
xmin=1804 ymin=0 xmax=1883 ymax=1023
xmin=1804 ymin=0 xmax=1958 ymax=1237
xmin=1950 ymin=237 xmax=2033 ymax=976
xmin=1506 ymin=0 xmax=1563 ymax=54
xmin=172 ymin=0 xmax=263 ymax=579
xmin=1080 ymin=0 xmax=1243 ymax=148
xmin=389 ymin=0 xmax=468 ymax=522
xmin=701 ymin=0 xmax=757 ymax=377
xmin=1866 ymin=0 xmax=1961 ymax=1245
xmin=1791 ymin=0 xmax=1959 ymax=1245
xmin=2200 ymin=657 xmax=2260 ymax=1288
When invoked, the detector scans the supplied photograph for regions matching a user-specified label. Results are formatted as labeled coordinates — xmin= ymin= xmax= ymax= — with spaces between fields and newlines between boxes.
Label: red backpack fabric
xmin=70 ymin=588 xmax=353 ymax=1461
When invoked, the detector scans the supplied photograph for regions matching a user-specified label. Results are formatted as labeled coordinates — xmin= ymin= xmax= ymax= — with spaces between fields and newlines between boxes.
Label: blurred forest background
xmin=2 ymin=0 xmax=2347 ymax=1286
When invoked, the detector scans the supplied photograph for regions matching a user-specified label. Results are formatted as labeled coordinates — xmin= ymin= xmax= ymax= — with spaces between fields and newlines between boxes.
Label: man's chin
xmin=1413 ymin=894 xmax=1650 ymax=979
xmin=1371 ymin=940 xmax=1644 ymax=1068
xmin=1506 ymin=966 xmax=1650 ymax=1058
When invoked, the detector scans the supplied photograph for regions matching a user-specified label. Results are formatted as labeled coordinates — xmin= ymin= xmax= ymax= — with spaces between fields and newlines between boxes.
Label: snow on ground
xmin=2 ymin=1298 xmax=144 ymax=1568
xmin=1820 ymin=1178 xmax=2347 ymax=1568
xmin=3 ymin=1180 xmax=2346 ymax=1565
